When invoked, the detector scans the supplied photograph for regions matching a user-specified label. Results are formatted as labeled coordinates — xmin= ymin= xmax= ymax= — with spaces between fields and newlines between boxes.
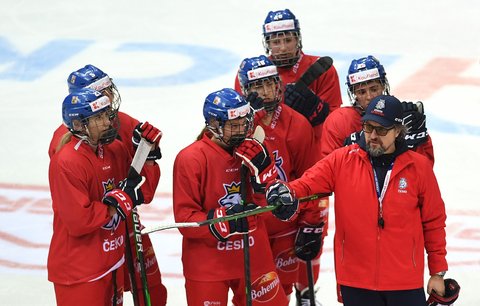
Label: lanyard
xmin=372 ymin=161 xmax=393 ymax=229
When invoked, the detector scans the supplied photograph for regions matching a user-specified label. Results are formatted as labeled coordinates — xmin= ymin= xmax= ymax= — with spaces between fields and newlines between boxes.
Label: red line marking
xmin=0 ymin=182 xmax=173 ymax=198
xmin=449 ymin=260 xmax=480 ymax=267
xmin=0 ymin=182 xmax=49 ymax=191
xmin=0 ymin=231 xmax=49 ymax=248
xmin=448 ymin=246 xmax=480 ymax=252
xmin=395 ymin=57 xmax=480 ymax=101
xmin=0 ymin=259 xmax=45 ymax=270
xmin=161 ymin=272 xmax=184 ymax=279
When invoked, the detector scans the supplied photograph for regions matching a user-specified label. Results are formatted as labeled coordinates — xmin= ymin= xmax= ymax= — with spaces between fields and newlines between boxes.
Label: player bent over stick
xmin=173 ymin=88 xmax=299 ymax=306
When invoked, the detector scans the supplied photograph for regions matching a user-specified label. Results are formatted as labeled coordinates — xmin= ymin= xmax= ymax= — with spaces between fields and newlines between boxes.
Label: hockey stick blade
xmin=142 ymin=192 xmax=331 ymax=234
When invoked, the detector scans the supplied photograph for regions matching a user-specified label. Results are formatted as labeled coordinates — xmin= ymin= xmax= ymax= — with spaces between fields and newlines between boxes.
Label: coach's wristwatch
xmin=435 ymin=271 xmax=447 ymax=277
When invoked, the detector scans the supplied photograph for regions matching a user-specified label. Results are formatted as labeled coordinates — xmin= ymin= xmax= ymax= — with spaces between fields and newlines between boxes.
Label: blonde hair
xmin=55 ymin=131 xmax=73 ymax=153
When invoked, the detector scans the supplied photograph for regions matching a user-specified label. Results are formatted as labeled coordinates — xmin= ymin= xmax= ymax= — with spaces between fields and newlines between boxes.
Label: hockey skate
xmin=295 ymin=287 xmax=323 ymax=306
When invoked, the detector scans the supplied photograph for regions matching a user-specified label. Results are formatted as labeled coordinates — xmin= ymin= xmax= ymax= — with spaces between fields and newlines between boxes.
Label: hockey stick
xmin=142 ymin=193 xmax=331 ymax=234
xmin=306 ymin=259 xmax=316 ymax=305
xmin=242 ymin=125 xmax=266 ymax=306
xmin=124 ymin=224 xmax=139 ymax=306
xmin=128 ymin=138 xmax=153 ymax=306
xmin=240 ymin=164 xmax=252 ymax=306
xmin=296 ymin=56 xmax=333 ymax=88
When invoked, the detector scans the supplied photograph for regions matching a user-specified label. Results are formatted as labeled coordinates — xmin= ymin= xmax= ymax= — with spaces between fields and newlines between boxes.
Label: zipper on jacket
xmin=412 ymin=238 xmax=417 ymax=268
xmin=375 ymin=226 xmax=381 ymax=288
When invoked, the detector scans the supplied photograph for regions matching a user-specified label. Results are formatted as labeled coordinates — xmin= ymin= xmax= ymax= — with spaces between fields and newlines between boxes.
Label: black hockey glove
xmin=235 ymin=138 xmax=277 ymax=186
xmin=402 ymin=101 xmax=428 ymax=149
xmin=102 ymin=189 xmax=134 ymax=220
xmin=427 ymin=278 xmax=460 ymax=306
xmin=294 ymin=223 xmax=325 ymax=261
xmin=344 ymin=131 xmax=363 ymax=146
xmin=207 ymin=203 xmax=258 ymax=242
xmin=265 ymin=180 xmax=299 ymax=221
xmin=246 ymin=91 xmax=264 ymax=111
xmin=132 ymin=122 xmax=162 ymax=160
xmin=284 ymin=83 xmax=329 ymax=127
xmin=118 ymin=175 xmax=145 ymax=207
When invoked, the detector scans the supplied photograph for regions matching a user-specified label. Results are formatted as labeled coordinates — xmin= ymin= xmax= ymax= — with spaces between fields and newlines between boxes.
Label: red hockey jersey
xmin=235 ymin=52 xmax=342 ymax=149
xmin=48 ymin=111 xmax=140 ymax=158
xmin=255 ymin=105 xmax=321 ymax=236
xmin=47 ymin=138 xmax=158 ymax=285
xmin=173 ymin=134 xmax=278 ymax=281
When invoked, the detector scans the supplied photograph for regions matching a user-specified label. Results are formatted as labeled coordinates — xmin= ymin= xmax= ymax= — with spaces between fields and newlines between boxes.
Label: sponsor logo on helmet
xmin=264 ymin=20 xmax=295 ymax=34
xmin=247 ymin=66 xmax=278 ymax=81
xmin=251 ymin=272 xmax=280 ymax=302
xmin=86 ymin=75 xmax=112 ymax=91
xmin=71 ymin=95 xmax=79 ymax=104
xmin=227 ymin=104 xmax=250 ymax=120
xmin=89 ymin=96 xmax=111 ymax=112
xmin=348 ymin=68 xmax=380 ymax=85
xmin=69 ymin=75 xmax=76 ymax=84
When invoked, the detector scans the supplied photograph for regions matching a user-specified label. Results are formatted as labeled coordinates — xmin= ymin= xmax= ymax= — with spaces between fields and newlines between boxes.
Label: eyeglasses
xmin=362 ymin=123 xmax=394 ymax=136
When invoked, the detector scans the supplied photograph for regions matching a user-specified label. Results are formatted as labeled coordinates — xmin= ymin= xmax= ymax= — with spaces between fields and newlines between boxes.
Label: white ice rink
xmin=0 ymin=0 xmax=479 ymax=305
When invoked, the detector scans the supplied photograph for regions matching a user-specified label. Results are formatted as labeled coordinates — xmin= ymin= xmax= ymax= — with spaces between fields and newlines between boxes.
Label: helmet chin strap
xmin=98 ymin=127 xmax=118 ymax=144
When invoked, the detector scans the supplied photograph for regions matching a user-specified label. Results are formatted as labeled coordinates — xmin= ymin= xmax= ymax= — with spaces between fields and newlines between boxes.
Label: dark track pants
xmin=340 ymin=285 xmax=426 ymax=306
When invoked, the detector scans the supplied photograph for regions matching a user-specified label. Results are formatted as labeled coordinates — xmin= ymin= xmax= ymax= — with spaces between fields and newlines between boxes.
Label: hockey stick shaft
xmin=142 ymin=192 xmax=331 ymax=234
xmin=128 ymin=138 xmax=153 ymax=306
xmin=124 ymin=222 xmax=140 ymax=306
xmin=240 ymin=165 xmax=252 ymax=306
xmin=306 ymin=259 xmax=316 ymax=305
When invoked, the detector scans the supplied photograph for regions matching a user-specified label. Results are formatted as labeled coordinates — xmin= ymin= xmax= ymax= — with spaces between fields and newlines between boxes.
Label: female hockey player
xmin=173 ymin=88 xmax=292 ymax=306
xmin=48 ymin=88 xmax=160 ymax=306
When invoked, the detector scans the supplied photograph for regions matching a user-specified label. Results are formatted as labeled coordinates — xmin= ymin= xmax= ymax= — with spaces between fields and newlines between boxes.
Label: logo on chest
xmin=398 ymin=177 xmax=408 ymax=194
xmin=219 ymin=182 xmax=242 ymax=208
xmin=103 ymin=178 xmax=115 ymax=194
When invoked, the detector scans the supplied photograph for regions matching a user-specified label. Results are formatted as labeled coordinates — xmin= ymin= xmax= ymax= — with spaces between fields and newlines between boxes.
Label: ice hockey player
xmin=173 ymin=88 xmax=291 ymax=305
xmin=48 ymin=88 xmax=159 ymax=306
xmin=48 ymin=65 xmax=167 ymax=306
xmin=237 ymin=55 xmax=325 ymax=301
xmin=321 ymin=55 xmax=434 ymax=165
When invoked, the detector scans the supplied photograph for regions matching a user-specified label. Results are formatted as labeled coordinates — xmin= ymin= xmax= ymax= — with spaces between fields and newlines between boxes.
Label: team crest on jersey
xmin=272 ymin=150 xmax=287 ymax=181
xmin=101 ymin=178 xmax=121 ymax=231
xmin=219 ymin=182 xmax=242 ymax=208
xmin=102 ymin=214 xmax=122 ymax=231
xmin=103 ymin=178 xmax=115 ymax=194
xmin=398 ymin=177 xmax=408 ymax=193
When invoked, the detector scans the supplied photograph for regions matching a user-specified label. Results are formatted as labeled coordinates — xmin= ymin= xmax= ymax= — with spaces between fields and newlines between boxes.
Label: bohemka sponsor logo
xmin=251 ymin=272 xmax=280 ymax=302
xmin=203 ymin=301 xmax=221 ymax=306
xmin=275 ymin=248 xmax=299 ymax=272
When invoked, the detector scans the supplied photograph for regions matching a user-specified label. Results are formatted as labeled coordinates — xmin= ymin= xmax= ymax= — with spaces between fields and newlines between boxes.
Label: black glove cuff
xmin=147 ymin=146 xmax=162 ymax=160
